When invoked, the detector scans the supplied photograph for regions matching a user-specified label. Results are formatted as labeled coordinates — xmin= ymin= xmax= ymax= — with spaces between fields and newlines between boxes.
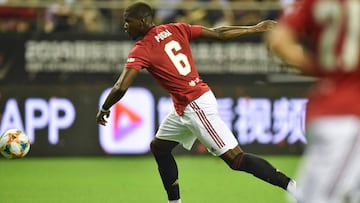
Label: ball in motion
xmin=0 ymin=129 xmax=30 ymax=159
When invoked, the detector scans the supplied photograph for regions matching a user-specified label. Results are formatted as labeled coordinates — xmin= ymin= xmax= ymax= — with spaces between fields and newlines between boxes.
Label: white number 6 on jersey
xmin=164 ymin=40 xmax=191 ymax=76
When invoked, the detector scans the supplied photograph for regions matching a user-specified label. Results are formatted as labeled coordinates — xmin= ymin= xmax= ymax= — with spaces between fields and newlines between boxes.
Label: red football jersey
xmin=125 ymin=23 xmax=210 ymax=115
xmin=280 ymin=0 xmax=360 ymax=123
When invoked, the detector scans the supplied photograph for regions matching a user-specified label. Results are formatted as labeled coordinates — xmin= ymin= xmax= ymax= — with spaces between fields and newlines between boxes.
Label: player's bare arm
xmin=96 ymin=68 xmax=139 ymax=126
xmin=266 ymin=24 xmax=317 ymax=76
xmin=200 ymin=20 xmax=277 ymax=40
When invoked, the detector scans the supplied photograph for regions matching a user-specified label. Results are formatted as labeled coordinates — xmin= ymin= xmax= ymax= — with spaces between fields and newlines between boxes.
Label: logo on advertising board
xmin=98 ymin=87 xmax=154 ymax=154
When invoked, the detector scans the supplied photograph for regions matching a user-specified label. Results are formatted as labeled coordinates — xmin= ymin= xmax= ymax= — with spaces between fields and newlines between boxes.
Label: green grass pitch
xmin=0 ymin=155 xmax=300 ymax=203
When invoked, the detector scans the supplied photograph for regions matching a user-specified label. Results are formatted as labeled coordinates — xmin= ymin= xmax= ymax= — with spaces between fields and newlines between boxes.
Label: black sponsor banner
xmin=24 ymin=40 xmax=282 ymax=74
xmin=0 ymin=74 xmax=309 ymax=156
xmin=0 ymin=33 xmax=297 ymax=85
xmin=0 ymin=34 xmax=309 ymax=156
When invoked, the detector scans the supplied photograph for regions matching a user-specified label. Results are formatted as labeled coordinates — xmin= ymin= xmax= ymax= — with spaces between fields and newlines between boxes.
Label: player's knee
xmin=150 ymin=139 xmax=161 ymax=155
xmin=227 ymin=152 xmax=245 ymax=171
xmin=150 ymin=138 xmax=180 ymax=157
xmin=150 ymin=139 xmax=173 ymax=155
xmin=220 ymin=146 xmax=245 ymax=170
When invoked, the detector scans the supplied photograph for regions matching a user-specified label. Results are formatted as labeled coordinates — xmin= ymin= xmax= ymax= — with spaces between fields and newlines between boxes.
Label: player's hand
xmin=96 ymin=109 xmax=110 ymax=126
xmin=256 ymin=20 xmax=277 ymax=32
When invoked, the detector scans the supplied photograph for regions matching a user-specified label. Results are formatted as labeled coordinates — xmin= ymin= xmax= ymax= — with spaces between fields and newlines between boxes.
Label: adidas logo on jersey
xmin=154 ymin=29 xmax=172 ymax=42
xmin=127 ymin=57 xmax=135 ymax=63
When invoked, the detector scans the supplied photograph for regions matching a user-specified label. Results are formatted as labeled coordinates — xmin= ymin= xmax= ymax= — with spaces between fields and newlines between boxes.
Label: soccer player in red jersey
xmin=267 ymin=0 xmax=360 ymax=202
xmin=96 ymin=2 xmax=296 ymax=202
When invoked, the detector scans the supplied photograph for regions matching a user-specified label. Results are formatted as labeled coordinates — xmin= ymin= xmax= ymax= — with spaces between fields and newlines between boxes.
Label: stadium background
xmin=1 ymin=1 xmax=307 ymax=202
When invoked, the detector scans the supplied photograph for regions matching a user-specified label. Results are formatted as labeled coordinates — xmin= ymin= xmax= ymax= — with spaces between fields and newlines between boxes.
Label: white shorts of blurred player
xmin=156 ymin=90 xmax=238 ymax=156
xmin=293 ymin=116 xmax=360 ymax=203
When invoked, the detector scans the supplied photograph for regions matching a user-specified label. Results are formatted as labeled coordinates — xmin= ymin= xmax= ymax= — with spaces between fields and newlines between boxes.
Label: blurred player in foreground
xmin=267 ymin=0 xmax=360 ymax=202
xmin=96 ymin=2 xmax=296 ymax=202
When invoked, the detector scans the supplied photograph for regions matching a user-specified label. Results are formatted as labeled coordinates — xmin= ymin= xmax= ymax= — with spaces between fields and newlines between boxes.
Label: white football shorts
xmin=293 ymin=116 xmax=360 ymax=203
xmin=155 ymin=90 xmax=238 ymax=156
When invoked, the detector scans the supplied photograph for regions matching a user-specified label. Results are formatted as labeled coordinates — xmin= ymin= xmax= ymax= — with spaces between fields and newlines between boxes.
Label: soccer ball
xmin=0 ymin=129 xmax=30 ymax=159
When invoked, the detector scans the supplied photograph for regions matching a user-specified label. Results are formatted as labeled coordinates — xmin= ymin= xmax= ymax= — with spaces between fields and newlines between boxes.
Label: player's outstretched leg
xmin=220 ymin=145 xmax=296 ymax=195
xmin=150 ymin=138 xmax=181 ymax=203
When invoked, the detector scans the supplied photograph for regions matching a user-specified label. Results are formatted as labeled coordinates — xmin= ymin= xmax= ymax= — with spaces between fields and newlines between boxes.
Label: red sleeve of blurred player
xmin=279 ymin=0 xmax=314 ymax=38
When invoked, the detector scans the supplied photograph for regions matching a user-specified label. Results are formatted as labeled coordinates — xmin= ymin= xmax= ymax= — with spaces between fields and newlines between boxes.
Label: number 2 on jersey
xmin=164 ymin=40 xmax=191 ymax=76
xmin=315 ymin=0 xmax=360 ymax=71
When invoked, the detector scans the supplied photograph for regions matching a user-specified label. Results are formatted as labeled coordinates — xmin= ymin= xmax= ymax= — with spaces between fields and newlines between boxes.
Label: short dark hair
xmin=125 ymin=2 xmax=154 ymax=19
